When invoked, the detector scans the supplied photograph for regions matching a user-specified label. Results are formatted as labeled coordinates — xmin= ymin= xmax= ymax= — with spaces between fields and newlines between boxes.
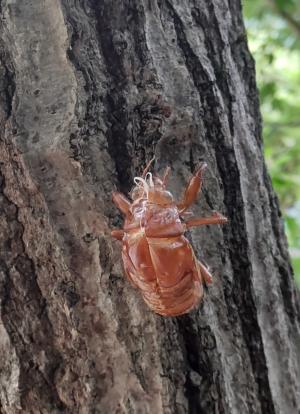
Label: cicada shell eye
xmin=148 ymin=189 xmax=173 ymax=205
xmin=130 ymin=186 xmax=144 ymax=200
xmin=160 ymin=190 xmax=173 ymax=204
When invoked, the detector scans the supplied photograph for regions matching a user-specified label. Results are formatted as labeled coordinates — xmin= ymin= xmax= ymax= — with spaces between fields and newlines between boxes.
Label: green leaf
xmin=260 ymin=81 xmax=277 ymax=100
xmin=291 ymin=257 xmax=300 ymax=288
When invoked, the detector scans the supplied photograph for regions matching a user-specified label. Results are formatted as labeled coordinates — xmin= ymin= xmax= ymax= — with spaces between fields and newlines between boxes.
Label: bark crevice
xmin=165 ymin=2 xmax=277 ymax=413
xmin=0 ymin=173 xmax=66 ymax=411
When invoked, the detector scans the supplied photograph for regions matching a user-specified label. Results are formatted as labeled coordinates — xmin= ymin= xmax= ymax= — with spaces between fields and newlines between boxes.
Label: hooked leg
xmin=112 ymin=191 xmax=132 ymax=215
xmin=177 ymin=163 xmax=207 ymax=213
xmin=185 ymin=212 xmax=228 ymax=228
xmin=111 ymin=229 xmax=125 ymax=240
xmin=198 ymin=261 xmax=213 ymax=285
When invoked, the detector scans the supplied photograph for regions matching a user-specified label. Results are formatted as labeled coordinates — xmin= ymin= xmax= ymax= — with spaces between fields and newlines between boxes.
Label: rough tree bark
xmin=0 ymin=1 xmax=299 ymax=413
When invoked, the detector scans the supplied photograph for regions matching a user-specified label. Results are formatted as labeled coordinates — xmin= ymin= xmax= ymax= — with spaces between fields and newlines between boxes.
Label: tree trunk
xmin=0 ymin=1 xmax=299 ymax=413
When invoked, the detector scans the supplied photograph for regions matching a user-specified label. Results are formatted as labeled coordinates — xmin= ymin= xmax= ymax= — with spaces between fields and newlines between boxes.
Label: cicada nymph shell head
xmin=131 ymin=172 xmax=173 ymax=206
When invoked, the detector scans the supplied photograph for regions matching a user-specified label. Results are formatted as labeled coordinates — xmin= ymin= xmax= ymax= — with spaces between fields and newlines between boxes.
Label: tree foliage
xmin=243 ymin=0 xmax=300 ymax=286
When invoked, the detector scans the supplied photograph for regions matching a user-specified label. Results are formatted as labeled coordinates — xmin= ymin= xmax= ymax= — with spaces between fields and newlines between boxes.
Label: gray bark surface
xmin=0 ymin=1 xmax=299 ymax=413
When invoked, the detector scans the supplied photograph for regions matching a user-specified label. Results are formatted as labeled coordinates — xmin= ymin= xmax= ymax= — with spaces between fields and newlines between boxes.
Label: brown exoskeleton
xmin=111 ymin=160 xmax=227 ymax=316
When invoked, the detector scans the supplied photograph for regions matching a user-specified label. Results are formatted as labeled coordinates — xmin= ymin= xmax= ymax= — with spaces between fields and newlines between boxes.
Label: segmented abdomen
xmin=122 ymin=232 xmax=203 ymax=316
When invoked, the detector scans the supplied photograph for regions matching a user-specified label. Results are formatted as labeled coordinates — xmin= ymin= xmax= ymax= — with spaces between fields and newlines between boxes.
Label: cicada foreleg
xmin=177 ymin=163 xmax=207 ymax=213
xmin=112 ymin=191 xmax=132 ymax=215
xmin=111 ymin=192 xmax=131 ymax=240
xmin=111 ymin=229 xmax=125 ymax=240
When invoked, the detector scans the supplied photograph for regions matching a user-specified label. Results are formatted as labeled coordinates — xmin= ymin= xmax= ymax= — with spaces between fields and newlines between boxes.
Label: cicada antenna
xmin=142 ymin=156 xmax=155 ymax=178
xmin=162 ymin=166 xmax=171 ymax=186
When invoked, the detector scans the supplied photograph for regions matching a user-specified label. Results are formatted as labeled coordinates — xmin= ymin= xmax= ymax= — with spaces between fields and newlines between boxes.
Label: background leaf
xmin=243 ymin=0 xmax=300 ymax=287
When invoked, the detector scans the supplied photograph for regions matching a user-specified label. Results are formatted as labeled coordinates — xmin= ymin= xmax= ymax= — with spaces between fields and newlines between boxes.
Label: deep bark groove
xmin=165 ymin=2 xmax=275 ymax=412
